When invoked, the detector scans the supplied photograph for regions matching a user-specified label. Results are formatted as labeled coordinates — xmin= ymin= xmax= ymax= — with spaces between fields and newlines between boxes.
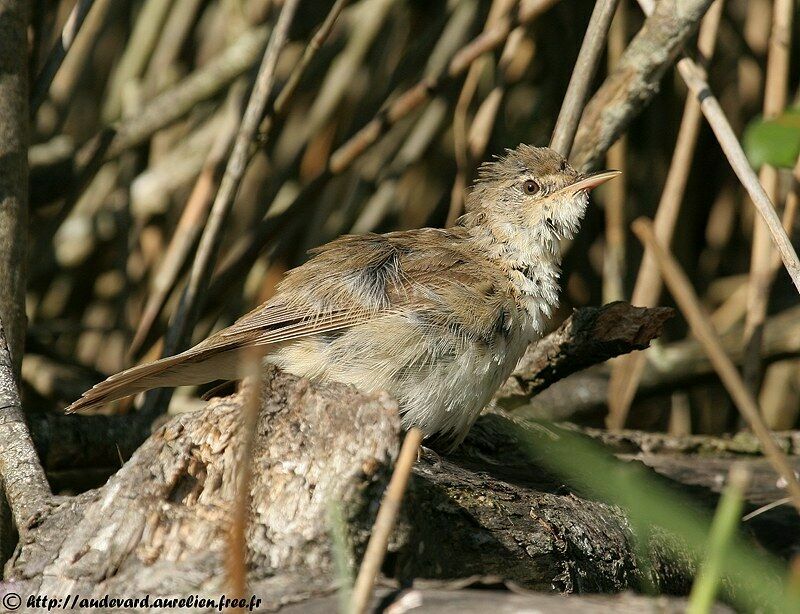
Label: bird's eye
xmin=560 ymin=159 xmax=568 ymax=171
xmin=522 ymin=179 xmax=540 ymax=195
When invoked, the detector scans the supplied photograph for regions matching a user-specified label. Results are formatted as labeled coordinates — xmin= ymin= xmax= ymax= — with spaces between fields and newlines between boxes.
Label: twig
xmin=549 ymin=0 xmax=620 ymax=158
xmin=144 ymin=0 xmax=205 ymax=94
xmin=742 ymin=0 xmax=794 ymax=388
xmin=350 ymin=427 xmax=423 ymax=614
xmin=227 ymin=353 xmax=262 ymax=601
xmin=742 ymin=496 xmax=791 ymax=522
xmin=0 ymin=319 xmax=51 ymax=528
xmin=0 ymin=0 xmax=30 ymax=378
xmin=687 ymin=464 xmax=750 ymax=614
xmin=602 ymin=0 xmax=628 ymax=303
xmin=151 ymin=0 xmax=300 ymax=412
xmin=631 ymin=217 xmax=800 ymax=515
xmin=29 ymin=0 xmax=96 ymax=117
xmin=37 ymin=0 xmax=114 ymax=138
xmin=772 ymin=156 xmax=800 ymax=275
xmin=570 ymin=0 xmax=715 ymax=170
xmin=259 ymin=0 xmax=350 ymax=142
xmin=606 ymin=0 xmax=725 ymax=430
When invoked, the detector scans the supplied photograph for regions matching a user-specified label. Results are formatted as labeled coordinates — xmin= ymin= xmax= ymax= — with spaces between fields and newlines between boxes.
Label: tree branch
xmin=497 ymin=302 xmax=673 ymax=401
xmin=0 ymin=320 xmax=51 ymax=529
xmin=570 ymin=0 xmax=714 ymax=170
xmin=0 ymin=0 xmax=30 ymax=376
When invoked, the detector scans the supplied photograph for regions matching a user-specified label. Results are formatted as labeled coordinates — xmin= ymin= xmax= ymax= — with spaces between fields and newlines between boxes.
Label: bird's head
xmin=462 ymin=144 xmax=620 ymax=249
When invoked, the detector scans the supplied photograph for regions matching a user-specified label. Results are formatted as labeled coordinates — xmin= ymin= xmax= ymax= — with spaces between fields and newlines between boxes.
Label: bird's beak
xmin=568 ymin=169 xmax=622 ymax=193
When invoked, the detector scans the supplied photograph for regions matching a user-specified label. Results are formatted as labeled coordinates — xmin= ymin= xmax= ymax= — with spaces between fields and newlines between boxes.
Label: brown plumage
xmin=66 ymin=145 xmax=619 ymax=446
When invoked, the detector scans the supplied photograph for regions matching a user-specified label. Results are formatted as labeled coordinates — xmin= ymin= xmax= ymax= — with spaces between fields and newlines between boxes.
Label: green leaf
xmin=743 ymin=108 xmax=800 ymax=170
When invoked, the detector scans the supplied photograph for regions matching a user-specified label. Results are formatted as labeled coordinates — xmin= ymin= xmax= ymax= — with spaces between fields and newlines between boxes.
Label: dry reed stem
xmin=37 ymin=0 xmax=113 ymax=137
xmin=632 ymin=218 xmax=800 ymax=516
xmin=259 ymin=0 xmax=350 ymax=142
xmin=606 ymin=0 xmax=725 ymax=430
xmin=145 ymin=0 xmax=205 ymax=93
xmin=742 ymin=0 xmax=794 ymax=387
xmin=102 ymin=0 xmax=175 ymax=122
xmin=772 ymin=156 xmax=800 ymax=275
xmin=349 ymin=427 xmax=423 ymax=614
xmin=709 ymin=162 xmax=798 ymax=338
xmin=602 ymin=0 xmax=628 ymax=304
xmin=550 ymin=0 xmax=620 ymax=157
xmin=30 ymin=0 xmax=96 ymax=117
xmin=226 ymin=353 xmax=262 ymax=606
xmin=155 ymin=0 xmax=299 ymax=397
xmin=128 ymin=88 xmax=243 ymax=359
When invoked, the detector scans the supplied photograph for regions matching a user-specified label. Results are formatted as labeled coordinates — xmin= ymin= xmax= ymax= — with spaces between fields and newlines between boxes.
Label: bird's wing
xmin=64 ymin=229 xmax=511 ymax=413
xmin=198 ymin=227 xmax=515 ymax=353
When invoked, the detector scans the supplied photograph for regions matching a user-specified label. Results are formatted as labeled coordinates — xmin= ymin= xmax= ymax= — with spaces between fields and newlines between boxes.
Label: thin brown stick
xmin=631 ymin=217 xmax=800 ymax=515
xmin=602 ymin=0 xmax=628 ymax=303
xmin=29 ymin=0 xmax=96 ymax=117
xmin=153 ymin=0 xmax=299 ymax=405
xmin=144 ymin=0 xmax=204 ymax=93
xmin=549 ymin=0 xmax=620 ymax=158
xmin=226 ymin=352 xmax=262 ymax=602
xmin=102 ymin=0 xmax=175 ymax=122
xmin=0 ymin=318 xmax=51 ymax=528
xmin=350 ymin=427 xmax=423 ymax=614
xmin=742 ymin=0 xmax=794 ymax=388
xmin=259 ymin=0 xmax=350 ymax=141
xmin=606 ymin=0 xmax=724 ymax=430
xmin=772 ymin=156 xmax=800 ymax=274
xmin=37 ymin=0 xmax=113 ymax=138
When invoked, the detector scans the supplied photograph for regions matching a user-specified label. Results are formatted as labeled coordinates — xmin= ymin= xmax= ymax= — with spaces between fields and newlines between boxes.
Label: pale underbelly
xmin=266 ymin=316 xmax=534 ymax=445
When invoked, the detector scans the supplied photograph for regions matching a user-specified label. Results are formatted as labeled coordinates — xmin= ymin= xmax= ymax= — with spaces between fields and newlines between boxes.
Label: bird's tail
xmin=64 ymin=348 xmax=241 ymax=414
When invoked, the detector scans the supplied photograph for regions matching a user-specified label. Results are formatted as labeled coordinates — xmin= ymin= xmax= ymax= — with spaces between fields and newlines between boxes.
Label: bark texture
xmin=7 ymin=367 xmax=401 ymax=609
xmin=0 ymin=0 xmax=29 ymax=376
xmin=511 ymin=304 xmax=800 ymax=422
xmin=571 ymin=0 xmax=714 ymax=170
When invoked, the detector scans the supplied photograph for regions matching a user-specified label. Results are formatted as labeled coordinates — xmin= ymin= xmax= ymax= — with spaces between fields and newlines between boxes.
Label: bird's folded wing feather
xmin=64 ymin=229 xmax=513 ymax=414
xmin=193 ymin=229 xmax=514 ymax=355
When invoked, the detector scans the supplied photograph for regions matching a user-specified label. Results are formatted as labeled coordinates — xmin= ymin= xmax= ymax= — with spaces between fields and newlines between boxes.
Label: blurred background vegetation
xmin=23 ymin=0 xmax=800 ymax=437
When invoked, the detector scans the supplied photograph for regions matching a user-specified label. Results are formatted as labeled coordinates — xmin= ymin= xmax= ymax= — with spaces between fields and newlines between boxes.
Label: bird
xmin=65 ymin=144 xmax=619 ymax=447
